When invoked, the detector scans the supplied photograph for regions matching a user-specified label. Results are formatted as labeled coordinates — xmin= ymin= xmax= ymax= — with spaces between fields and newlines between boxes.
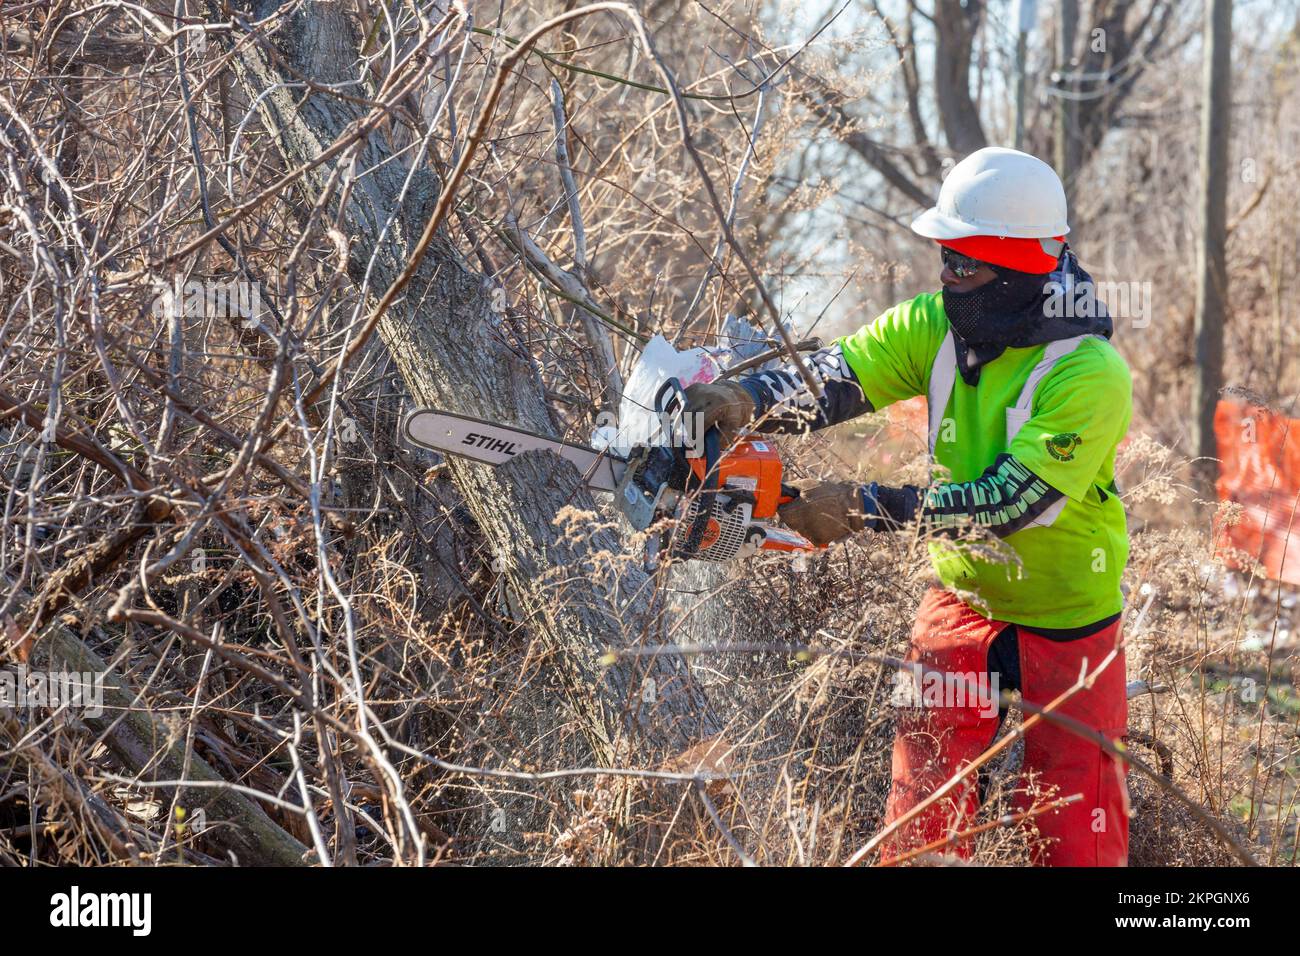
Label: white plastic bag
xmin=591 ymin=334 xmax=720 ymax=455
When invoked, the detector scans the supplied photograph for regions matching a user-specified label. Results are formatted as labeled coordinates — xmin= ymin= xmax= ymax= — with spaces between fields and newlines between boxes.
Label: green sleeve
xmin=837 ymin=293 xmax=949 ymax=412
xmin=1008 ymin=340 xmax=1132 ymax=502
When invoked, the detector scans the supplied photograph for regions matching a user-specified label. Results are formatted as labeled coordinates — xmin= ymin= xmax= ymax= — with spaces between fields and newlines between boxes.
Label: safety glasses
xmin=941 ymin=247 xmax=985 ymax=279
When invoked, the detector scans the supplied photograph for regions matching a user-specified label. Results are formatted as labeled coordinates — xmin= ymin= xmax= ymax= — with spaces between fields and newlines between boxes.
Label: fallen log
xmin=12 ymin=614 xmax=311 ymax=866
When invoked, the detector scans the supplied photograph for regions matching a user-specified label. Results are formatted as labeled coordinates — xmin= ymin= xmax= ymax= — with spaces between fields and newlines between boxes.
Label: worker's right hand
xmin=682 ymin=380 xmax=756 ymax=440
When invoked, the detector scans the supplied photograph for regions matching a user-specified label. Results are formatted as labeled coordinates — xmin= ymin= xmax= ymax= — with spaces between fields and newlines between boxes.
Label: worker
xmin=684 ymin=147 xmax=1131 ymax=866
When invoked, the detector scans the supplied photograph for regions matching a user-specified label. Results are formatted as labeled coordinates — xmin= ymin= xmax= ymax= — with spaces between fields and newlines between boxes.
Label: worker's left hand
xmin=777 ymin=479 xmax=866 ymax=547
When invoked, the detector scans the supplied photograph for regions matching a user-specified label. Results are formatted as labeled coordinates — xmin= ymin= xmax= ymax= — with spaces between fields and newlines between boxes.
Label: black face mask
xmin=941 ymin=267 xmax=1048 ymax=347
xmin=941 ymin=265 xmax=1052 ymax=385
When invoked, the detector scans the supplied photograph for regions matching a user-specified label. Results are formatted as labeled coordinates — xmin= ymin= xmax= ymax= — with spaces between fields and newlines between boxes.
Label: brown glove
xmin=777 ymin=479 xmax=866 ymax=547
xmin=682 ymin=380 xmax=756 ymax=440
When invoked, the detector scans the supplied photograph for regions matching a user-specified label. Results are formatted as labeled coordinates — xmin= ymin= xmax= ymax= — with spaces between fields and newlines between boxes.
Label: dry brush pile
xmin=0 ymin=0 xmax=1294 ymax=866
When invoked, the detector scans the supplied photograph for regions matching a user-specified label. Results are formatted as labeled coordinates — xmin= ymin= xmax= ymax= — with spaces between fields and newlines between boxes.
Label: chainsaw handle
xmin=656 ymin=376 xmax=724 ymax=557
xmin=653 ymin=376 xmax=688 ymax=444
xmin=653 ymin=377 xmax=685 ymax=415
xmin=656 ymin=375 xmax=718 ymax=469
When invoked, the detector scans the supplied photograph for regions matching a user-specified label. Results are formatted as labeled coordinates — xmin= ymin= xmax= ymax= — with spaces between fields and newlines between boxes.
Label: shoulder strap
xmin=1009 ymin=334 xmax=1101 ymax=415
xmin=927 ymin=330 xmax=956 ymax=457
xmin=929 ymin=332 xmax=1103 ymax=458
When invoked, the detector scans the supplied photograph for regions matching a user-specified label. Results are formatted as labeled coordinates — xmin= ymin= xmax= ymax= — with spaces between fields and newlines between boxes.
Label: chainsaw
xmin=403 ymin=378 xmax=815 ymax=562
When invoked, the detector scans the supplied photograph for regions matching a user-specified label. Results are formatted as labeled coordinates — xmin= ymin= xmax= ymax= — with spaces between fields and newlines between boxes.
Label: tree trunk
xmin=933 ymin=0 xmax=988 ymax=156
xmin=1013 ymin=0 xmax=1036 ymax=150
xmin=217 ymin=1 xmax=718 ymax=764
xmin=1191 ymin=0 xmax=1232 ymax=492
xmin=1053 ymin=0 xmax=1081 ymax=218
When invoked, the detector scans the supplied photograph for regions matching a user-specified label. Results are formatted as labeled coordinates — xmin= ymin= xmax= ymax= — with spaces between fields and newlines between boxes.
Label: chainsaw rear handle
xmin=653 ymin=376 xmax=687 ymax=440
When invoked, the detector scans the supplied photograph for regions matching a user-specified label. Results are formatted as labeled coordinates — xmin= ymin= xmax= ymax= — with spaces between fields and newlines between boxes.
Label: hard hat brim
xmin=912 ymin=204 xmax=1072 ymax=240
xmin=910 ymin=206 xmax=988 ymax=240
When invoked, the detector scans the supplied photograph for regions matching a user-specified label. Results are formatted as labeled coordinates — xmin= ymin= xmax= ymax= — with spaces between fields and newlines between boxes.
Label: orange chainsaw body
xmin=686 ymin=438 xmax=788 ymax=520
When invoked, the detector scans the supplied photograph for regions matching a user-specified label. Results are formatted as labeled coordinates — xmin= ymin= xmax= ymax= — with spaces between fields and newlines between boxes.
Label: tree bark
xmin=932 ymin=0 xmax=988 ymax=156
xmin=216 ymin=1 xmax=718 ymax=763
xmin=1053 ymin=0 xmax=1081 ymax=216
xmin=1191 ymin=0 xmax=1232 ymax=491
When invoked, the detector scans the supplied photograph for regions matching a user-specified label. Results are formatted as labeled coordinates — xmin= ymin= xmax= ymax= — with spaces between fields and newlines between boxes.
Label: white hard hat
xmin=911 ymin=147 xmax=1070 ymax=240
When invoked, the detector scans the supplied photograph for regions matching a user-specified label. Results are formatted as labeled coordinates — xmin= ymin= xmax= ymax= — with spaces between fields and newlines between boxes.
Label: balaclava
xmin=941 ymin=248 xmax=1113 ymax=386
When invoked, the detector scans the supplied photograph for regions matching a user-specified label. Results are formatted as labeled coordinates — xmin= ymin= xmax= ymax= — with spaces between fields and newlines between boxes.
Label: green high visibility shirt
xmin=838 ymin=291 xmax=1132 ymax=630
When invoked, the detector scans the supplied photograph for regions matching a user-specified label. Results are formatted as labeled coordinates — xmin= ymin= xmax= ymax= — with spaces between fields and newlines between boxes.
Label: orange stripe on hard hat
xmin=937 ymin=234 xmax=1064 ymax=274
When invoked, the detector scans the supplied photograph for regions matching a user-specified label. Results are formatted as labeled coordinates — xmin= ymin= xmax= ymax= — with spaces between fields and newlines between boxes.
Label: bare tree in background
xmin=797 ymin=0 xmax=1183 ymax=248
xmin=1052 ymin=0 xmax=1081 ymax=211
xmin=0 ymin=0 xmax=1291 ymax=870
xmin=1191 ymin=0 xmax=1233 ymax=489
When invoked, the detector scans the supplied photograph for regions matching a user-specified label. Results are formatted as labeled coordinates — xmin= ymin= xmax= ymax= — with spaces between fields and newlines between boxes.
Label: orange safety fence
xmin=1214 ymin=399 xmax=1300 ymax=586
xmin=825 ymin=396 xmax=929 ymax=484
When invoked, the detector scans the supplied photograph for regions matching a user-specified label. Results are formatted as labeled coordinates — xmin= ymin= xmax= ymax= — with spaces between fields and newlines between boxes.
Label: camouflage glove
xmin=777 ymin=479 xmax=866 ymax=546
xmin=682 ymin=380 xmax=757 ymax=439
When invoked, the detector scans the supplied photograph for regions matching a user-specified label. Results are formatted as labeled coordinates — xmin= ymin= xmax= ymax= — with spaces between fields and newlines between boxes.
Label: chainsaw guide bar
xmin=403 ymin=409 xmax=625 ymax=492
